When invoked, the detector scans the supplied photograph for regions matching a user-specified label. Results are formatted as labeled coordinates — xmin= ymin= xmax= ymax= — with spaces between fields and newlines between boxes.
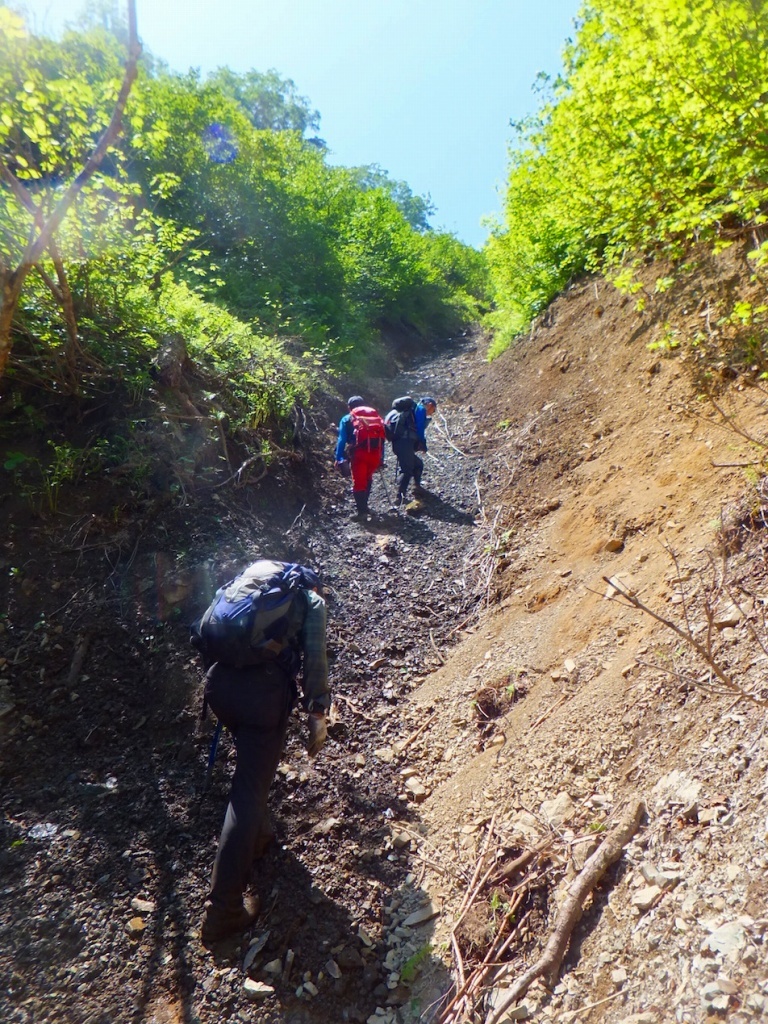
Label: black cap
xmin=347 ymin=395 xmax=364 ymax=408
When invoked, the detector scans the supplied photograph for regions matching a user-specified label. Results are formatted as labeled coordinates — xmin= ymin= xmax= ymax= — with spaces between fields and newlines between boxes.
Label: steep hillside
xmin=1 ymin=242 xmax=767 ymax=1024
xmin=397 ymin=243 xmax=768 ymax=1024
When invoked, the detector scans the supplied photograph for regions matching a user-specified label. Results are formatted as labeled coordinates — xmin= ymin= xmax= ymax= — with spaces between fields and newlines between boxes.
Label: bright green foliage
xmin=488 ymin=0 xmax=768 ymax=354
xmin=208 ymin=66 xmax=321 ymax=138
xmin=349 ymin=163 xmax=435 ymax=231
xmin=1 ymin=3 xmax=487 ymax=430
xmin=134 ymin=68 xmax=488 ymax=360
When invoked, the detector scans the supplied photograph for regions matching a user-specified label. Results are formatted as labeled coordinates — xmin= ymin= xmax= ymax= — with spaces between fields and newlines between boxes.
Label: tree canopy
xmin=0 ymin=1 xmax=488 ymax=405
xmin=487 ymin=0 xmax=768 ymax=355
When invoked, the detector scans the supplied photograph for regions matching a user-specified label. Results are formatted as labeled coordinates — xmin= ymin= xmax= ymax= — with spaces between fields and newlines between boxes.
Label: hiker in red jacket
xmin=334 ymin=395 xmax=386 ymax=520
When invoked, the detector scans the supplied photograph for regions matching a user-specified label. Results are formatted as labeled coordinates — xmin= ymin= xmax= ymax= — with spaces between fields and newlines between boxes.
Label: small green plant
xmin=588 ymin=820 xmax=608 ymax=833
xmin=648 ymin=323 xmax=681 ymax=353
xmin=3 ymin=451 xmax=28 ymax=472
xmin=400 ymin=944 xmax=432 ymax=985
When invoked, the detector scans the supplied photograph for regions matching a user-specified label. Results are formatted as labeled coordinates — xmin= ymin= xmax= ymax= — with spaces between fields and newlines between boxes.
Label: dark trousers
xmin=204 ymin=661 xmax=295 ymax=911
xmin=392 ymin=438 xmax=423 ymax=497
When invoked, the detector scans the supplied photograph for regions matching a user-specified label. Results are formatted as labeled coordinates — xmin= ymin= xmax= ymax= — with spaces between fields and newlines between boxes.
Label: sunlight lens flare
xmin=202 ymin=123 xmax=238 ymax=164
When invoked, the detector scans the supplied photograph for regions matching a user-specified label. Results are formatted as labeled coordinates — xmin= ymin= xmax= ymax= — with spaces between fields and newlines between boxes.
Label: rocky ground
xmin=1 ymin=243 xmax=768 ymax=1024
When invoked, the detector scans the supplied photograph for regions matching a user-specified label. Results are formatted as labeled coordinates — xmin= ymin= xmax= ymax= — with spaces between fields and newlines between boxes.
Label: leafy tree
xmin=349 ymin=163 xmax=434 ymax=231
xmin=0 ymin=0 xmax=141 ymax=381
xmin=208 ymin=66 xmax=322 ymax=142
xmin=488 ymin=0 xmax=768 ymax=352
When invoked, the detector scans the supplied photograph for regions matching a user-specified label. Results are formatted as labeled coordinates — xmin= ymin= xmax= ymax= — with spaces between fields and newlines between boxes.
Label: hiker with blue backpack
xmin=334 ymin=395 xmax=387 ymax=520
xmin=384 ymin=395 xmax=437 ymax=505
xmin=190 ymin=559 xmax=330 ymax=944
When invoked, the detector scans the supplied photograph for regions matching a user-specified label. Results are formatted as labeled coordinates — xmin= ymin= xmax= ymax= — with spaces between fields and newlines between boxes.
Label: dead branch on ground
xmin=602 ymin=558 xmax=768 ymax=707
xmin=484 ymin=799 xmax=644 ymax=1024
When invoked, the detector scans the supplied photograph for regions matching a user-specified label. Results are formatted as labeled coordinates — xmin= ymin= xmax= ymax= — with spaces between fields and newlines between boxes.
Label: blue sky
xmin=16 ymin=0 xmax=580 ymax=248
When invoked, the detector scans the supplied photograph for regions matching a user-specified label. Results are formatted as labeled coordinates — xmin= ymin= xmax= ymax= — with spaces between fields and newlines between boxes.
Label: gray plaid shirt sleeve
xmin=300 ymin=589 xmax=330 ymax=710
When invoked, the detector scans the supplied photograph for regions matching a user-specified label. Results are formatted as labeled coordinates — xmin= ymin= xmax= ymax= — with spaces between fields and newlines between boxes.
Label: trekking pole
xmin=202 ymin=719 xmax=222 ymax=797
xmin=377 ymin=465 xmax=393 ymax=506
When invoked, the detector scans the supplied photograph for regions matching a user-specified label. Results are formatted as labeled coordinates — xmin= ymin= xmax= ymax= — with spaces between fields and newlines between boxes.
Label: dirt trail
xmin=0 ymin=338 xmax=492 ymax=1024
xmin=3 ymin=244 xmax=768 ymax=1024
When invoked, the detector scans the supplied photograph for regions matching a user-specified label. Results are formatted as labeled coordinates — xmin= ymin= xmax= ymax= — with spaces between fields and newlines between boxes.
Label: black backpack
xmin=384 ymin=396 xmax=416 ymax=442
xmin=190 ymin=560 xmax=319 ymax=668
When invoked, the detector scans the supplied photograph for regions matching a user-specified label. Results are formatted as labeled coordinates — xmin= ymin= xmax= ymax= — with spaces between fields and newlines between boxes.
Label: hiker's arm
xmin=299 ymin=589 xmax=330 ymax=711
xmin=334 ymin=416 xmax=349 ymax=462
xmin=414 ymin=405 xmax=428 ymax=447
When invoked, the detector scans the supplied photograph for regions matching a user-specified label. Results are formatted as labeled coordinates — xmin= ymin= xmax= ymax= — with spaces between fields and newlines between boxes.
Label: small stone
xmin=264 ymin=958 xmax=283 ymax=974
xmin=701 ymin=981 xmax=729 ymax=1010
xmin=125 ymin=917 xmax=146 ymax=937
xmin=243 ymin=979 xmax=274 ymax=1000
xmin=326 ymin=959 xmax=341 ymax=979
xmin=697 ymin=807 xmax=723 ymax=825
xmin=713 ymin=603 xmax=742 ymax=628
xmin=304 ymin=981 xmax=319 ymax=996
xmin=404 ymin=778 xmax=428 ymax=803
xmin=130 ymin=897 xmax=156 ymax=914
xmin=611 ymin=967 xmax=628 ymax=987
xmin=402 ymin=903 xmax=438 ymax=928
xmin=632 ymin=886 xmax=662 ymax=912
xmin=540 ymin=792 xmax=576 ymax=827
xmin=702 ymin=920 xmax=747 ymax=957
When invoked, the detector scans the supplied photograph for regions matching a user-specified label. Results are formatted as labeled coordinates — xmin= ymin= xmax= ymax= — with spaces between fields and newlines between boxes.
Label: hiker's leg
xmin=413 ymin=454 xmax=425 ymax=491
xmin=393 ymin=439 xmax=415 ymax=498
xmin=350 ymin=449 xmax=369 ymax=515
xmin=206 ymin=666 xmax=293 ymax=911
xmin=363 ymin=448 xmax=381 ymax=501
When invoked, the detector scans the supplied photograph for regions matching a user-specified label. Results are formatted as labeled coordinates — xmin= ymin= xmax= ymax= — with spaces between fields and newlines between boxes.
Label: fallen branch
xmin=485 ymin=798 xmax=645 ymax=1024
xmin=331 ymin=693 xmax=378 ymax=722
xmin=529 ymin=693 xmax=568 ymax=730
xmin=491 ymin=836 xmax=552 ymax=885
xmin=394 ymin=712 xmax=437 ymax=755
xmin=66 ymin=634 xmax=91 ymax=688
xmin=602 ymin=575 xmax=768 ymax=707
xmin=429 ymin=629 xmax=446 ymax=664
xmin=436 ymin=413 xmax=470 ymax=456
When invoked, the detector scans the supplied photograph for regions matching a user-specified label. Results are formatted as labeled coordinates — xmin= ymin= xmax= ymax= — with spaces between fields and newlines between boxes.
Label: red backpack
xmin=349 ymin=406 xmax=386 ymax=450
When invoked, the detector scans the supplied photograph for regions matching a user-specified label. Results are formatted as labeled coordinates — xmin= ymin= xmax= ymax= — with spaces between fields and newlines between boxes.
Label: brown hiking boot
xmin=200 ymin=895 xmax=260 ymax=945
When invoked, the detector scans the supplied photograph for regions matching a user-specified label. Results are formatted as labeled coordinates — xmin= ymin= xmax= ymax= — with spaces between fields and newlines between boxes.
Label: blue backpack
xmin=190 ymin=560 xmax=320 ymax=668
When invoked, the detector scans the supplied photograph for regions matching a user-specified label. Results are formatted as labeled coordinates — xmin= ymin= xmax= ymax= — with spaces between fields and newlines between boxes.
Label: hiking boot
xmin=201 ymin=895 xmax=260 ymax=945
xmin=352 ymin=491 xmax=369 ymax=520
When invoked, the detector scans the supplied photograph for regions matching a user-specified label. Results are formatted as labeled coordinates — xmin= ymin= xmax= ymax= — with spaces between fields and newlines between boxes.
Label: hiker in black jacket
xmin=387 ymin=396 xmax=437 ymax=504
xmin=198 ymin=561 xmax=330 ymax=945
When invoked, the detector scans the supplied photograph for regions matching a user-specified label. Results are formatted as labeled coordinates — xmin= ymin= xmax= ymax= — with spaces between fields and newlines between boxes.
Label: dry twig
xmin=485 ymin=799 xmax=644 ymax=1024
